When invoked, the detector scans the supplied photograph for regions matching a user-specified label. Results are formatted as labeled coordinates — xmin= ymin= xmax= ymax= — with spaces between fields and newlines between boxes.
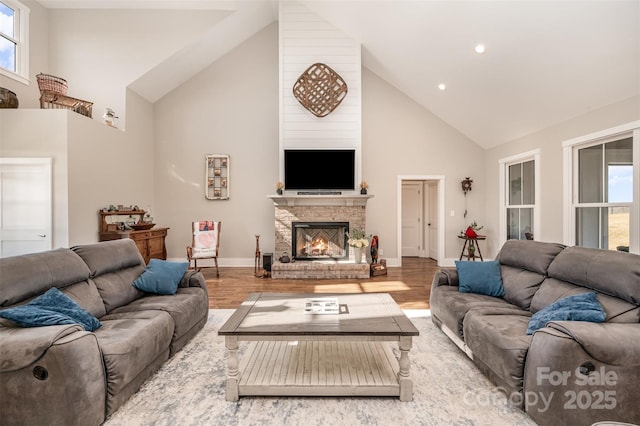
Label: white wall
xmin=484 ymin=95 xmax=640 ymax=258
xmin=0 ymin=109 xmax=69 ymax=248
xmin=362 ymin=68 xmax=486 ymax=262
xmin=67 ymin=89 xmax=155 ymax=245
xmin=46 ymin=8 xmax=228 ymax=129
xmin=280 ymin=1 xmax=361 ymax=159
xmin=154 ymin=23 xmax=280 ymax=263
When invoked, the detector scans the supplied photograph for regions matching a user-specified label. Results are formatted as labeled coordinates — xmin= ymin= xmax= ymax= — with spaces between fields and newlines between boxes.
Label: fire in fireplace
xmin=292 ymin=222 xmax=349 ymax=260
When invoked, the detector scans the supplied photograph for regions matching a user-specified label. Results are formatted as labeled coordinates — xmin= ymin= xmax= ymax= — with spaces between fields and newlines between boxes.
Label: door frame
xmin=397 ymin=175 xmax=445 ymax=266
xmin=400 ymin=181 xmax=423 ymax=257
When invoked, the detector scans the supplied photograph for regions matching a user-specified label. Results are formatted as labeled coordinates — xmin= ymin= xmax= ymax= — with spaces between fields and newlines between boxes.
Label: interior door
xmin=401 ymin=182 xmax=422 ymax=257
xmin=428 ymin=181 xmax=439 ymax=260
xmin=0 ymin=158 xmax=52 ymax=257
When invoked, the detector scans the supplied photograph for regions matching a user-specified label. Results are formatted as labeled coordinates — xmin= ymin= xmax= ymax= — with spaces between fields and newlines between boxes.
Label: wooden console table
xmin=458 ymin=235 xmax=486 ymax=261
xmin=98 ymin=210 xmax=169 ymax=264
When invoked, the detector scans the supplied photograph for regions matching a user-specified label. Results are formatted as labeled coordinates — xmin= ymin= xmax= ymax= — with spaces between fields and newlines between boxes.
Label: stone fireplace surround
xmin=268 ymin=194 xmax=372 ymax=279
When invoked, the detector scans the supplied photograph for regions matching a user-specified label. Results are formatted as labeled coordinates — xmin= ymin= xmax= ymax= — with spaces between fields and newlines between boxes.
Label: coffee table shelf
xmin=219 ymin=292 xmax=419 ymax=402
xmin=238 ymin=340 xmax=400 ymax=396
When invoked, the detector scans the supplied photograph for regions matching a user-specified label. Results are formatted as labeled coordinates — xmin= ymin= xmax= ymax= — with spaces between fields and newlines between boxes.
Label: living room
xmin=2 ymin=0 xmax=638 ymax=267
xmin=1 ymin=1 xmax=639 ymax=425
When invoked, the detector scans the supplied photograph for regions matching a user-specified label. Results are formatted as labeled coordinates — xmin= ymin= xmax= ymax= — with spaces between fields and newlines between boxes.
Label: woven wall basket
xmin=292 ymin=63 xmax=348 ymax=118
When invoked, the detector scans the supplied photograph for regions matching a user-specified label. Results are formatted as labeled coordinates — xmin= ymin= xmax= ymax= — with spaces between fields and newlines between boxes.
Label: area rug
xmin=104 ymin=309 xmax=535 ymax=426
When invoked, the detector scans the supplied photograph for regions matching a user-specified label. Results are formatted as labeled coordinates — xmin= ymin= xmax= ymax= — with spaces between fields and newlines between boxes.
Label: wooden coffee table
xmin=218 ymin=292 xmax=419 ymax=402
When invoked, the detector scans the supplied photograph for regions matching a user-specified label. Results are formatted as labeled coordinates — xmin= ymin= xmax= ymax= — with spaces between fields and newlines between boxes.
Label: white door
xmin=0 ymin=158 xmax=52 ymax=257
xmin=428 ymin=182 xmax=439 ymax=260
xmin=401 ymin=182 xmax=422 ymax=256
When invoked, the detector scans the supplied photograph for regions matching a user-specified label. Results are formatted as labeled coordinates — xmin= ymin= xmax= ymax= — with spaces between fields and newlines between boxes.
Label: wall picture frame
xmin=205 ymin=154 xmax=230 ymax=200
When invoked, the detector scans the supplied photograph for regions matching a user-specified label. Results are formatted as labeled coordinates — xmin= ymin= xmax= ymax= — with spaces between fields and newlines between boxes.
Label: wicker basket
xmin=36 ymin=73 xmax=68 ymax=95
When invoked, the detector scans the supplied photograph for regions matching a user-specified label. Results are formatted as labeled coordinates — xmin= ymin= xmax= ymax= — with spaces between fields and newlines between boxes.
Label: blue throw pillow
xmin=526 ymin=292 xmax=606 ymax=335
xmin=132 ymin=259 xmax=189 ymax=295
xmin=0 ymin=287 xmax=101 ymax=331
xmin=455 ymin=260 xmax=505 ymax=297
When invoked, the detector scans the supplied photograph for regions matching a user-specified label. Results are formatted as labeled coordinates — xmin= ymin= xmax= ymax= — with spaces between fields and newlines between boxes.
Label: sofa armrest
xmin=0 ymin=324 xmax=83 ymax=372
xmin=431 ymin=267 xmax=458 ymax=288
xmin=545 ymin=321 xmax=640 ymax=366
xmin=178 ymin=270 xmax=206 ymax=290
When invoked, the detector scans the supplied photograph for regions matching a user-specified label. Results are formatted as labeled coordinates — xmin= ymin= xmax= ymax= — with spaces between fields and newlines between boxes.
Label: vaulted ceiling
xmin=38 ymin=0 xmax=640 ymax=148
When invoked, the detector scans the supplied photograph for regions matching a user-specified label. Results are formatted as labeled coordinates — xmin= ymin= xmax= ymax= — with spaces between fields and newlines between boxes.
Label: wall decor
xmin=292 ymin=63 xmax=348 ymax=117
xmin=205 ymin=154 xmax=229 ymax=200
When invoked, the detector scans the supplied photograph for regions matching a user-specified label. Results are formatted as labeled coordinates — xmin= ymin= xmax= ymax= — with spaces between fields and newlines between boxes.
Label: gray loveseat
xmin=430 ymin=240 xmax=640 ymax=426
xmin=0 ymin=239 xmax=209 ymax=425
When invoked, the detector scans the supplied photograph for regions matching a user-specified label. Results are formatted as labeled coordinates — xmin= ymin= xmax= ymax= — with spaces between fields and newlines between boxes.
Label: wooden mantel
xmin=267 ymin=194 xmax=373 ymax=207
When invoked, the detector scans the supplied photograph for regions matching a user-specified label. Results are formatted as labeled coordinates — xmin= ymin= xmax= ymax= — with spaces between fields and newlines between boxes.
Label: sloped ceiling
xmin=38 ymin=0 xmax=640 ymax=148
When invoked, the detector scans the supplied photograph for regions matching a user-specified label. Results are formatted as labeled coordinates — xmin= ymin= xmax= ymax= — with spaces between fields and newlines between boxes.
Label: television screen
xmin=284 ymin=149 xmax=355 ymax=191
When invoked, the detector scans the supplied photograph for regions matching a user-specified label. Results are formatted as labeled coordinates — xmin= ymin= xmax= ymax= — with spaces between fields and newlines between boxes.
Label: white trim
xmin=498 ymin=149 xmax=540 ymax=246
xmin=0 ymin=0 xmax=30 ymax=85
xmin=632 ymin=128 xmax=640 ymax=253
xmin=562 ymin=121 xmax=640 ymax=253
xmin=396 ymin=175 xmax=445 ymax=266
xmin=563 ymin=121 xmax=640 ymax=147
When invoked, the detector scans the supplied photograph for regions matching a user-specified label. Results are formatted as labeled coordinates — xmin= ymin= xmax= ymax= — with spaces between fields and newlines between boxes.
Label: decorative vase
xmin=360 ymin=188 xmax=367 ymax=195
xmin=468 ymin=244 xmax=476 ymax=258
xmin=276 ymin=188 xmax=283 ymax=195
xmin=353 ymin=247 xmax=363 ymax=264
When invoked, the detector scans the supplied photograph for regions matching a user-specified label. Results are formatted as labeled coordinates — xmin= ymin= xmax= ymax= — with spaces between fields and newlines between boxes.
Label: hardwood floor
xmin=203 ymin=257 xmax=438 ymax=310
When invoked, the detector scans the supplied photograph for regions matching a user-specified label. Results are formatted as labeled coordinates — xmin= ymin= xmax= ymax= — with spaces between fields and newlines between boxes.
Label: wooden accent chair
xmin=186 ymin=221 xmax=221 ymax=277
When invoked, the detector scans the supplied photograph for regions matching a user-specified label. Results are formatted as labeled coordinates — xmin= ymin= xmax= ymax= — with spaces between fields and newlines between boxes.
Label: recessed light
xmin=475 ymin=44 xmax=486 ymax=54
xmin=438 ymin=83 xmax=446 ymax=91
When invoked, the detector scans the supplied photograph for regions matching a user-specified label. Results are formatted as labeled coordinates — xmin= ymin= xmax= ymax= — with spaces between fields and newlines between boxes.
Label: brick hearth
xmin=268 ymin=194 xmax=372 ymax=279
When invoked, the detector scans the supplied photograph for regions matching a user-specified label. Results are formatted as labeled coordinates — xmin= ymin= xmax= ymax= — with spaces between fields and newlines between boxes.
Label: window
xmin=0 ymin=0 xmax=29 ymax=84
xmin=499 ymin=150 xmax=540 ymax=245
xmin=575 ymin=138 xmax=633 ymax=250
xmin=563 ymin=122 xmax=639 ymax=254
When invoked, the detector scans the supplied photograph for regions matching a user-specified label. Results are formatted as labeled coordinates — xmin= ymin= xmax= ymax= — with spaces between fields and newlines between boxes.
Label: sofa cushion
xmin=73 ymin=240 xmax=146 ymax=313
xmin=0 ymin=287 xmax=101 ymax=331
xmin=94 ymin=310 xmax=173 ymax=398
xmin=455 ymin=260 xmax=504 ymax=297
xmin=430 ymin=285 xmax=514 ymax=338
xmin=132 ymin=259 xmax=188 ymax=295
xmin=530 ymin=278 xmax=639 ymax=324
xmin=526 ymin=292 xmax=606 ymax=334
xmin=497 ymin=240 xmax=565 ymax=275
xmin=500 ymin=265 xmax=546 ymax=310
xmin=547 ymin=246 xmax=640 ymax=305
xmin=463 ymin=309 xmax=532 ymax=393
xmin=60 ymin=280 xmax=107 ymax=318
xmin=0 ymin=249 xmax=91 ymax=307
xmin=72 ymin=239 xmax=145 ymax=277
xmin=109 ymin=287 xmax=208 ymax=346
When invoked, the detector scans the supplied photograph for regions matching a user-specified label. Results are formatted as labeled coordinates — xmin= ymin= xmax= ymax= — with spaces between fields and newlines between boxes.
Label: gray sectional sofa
xmin=430 ymin=240 xmax=640 ymax=426
xmin=0 ymin=239 xmax=209 ymax=426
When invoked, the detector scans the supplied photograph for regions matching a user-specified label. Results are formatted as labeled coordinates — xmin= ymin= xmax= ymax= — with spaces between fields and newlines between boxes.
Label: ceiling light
xmin=475 ymin=44 xmax=486 ymax=54
xmin=438 ymin=83 xmax=446 ymax=91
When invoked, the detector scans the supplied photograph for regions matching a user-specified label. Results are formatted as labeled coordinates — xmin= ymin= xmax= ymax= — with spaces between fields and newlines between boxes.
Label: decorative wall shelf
xmin=205 ymin=154 xmax=229 ymax=200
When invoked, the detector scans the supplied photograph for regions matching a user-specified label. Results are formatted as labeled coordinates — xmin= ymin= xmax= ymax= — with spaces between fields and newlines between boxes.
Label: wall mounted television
xmin=284 ymin=149 xmax=355 ymax=191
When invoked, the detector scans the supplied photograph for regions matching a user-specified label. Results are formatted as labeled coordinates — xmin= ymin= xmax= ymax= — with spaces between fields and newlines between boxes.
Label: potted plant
xmin=347 ymin=228 xmax=370 ymax=264
xmin=360 ymin=180 xmax=368 ymax=195
xmin=275 ymin=181 xmax=284 ymax=195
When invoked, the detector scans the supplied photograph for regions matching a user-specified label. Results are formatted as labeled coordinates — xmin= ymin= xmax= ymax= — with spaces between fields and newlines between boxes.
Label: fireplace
xmin=292 ymin=221 xmax=349 ymax=260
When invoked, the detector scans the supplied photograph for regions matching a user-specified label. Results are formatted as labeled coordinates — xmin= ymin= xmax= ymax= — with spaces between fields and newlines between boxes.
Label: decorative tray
xmin=130 ymin=223 xmax=155 ymax=230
